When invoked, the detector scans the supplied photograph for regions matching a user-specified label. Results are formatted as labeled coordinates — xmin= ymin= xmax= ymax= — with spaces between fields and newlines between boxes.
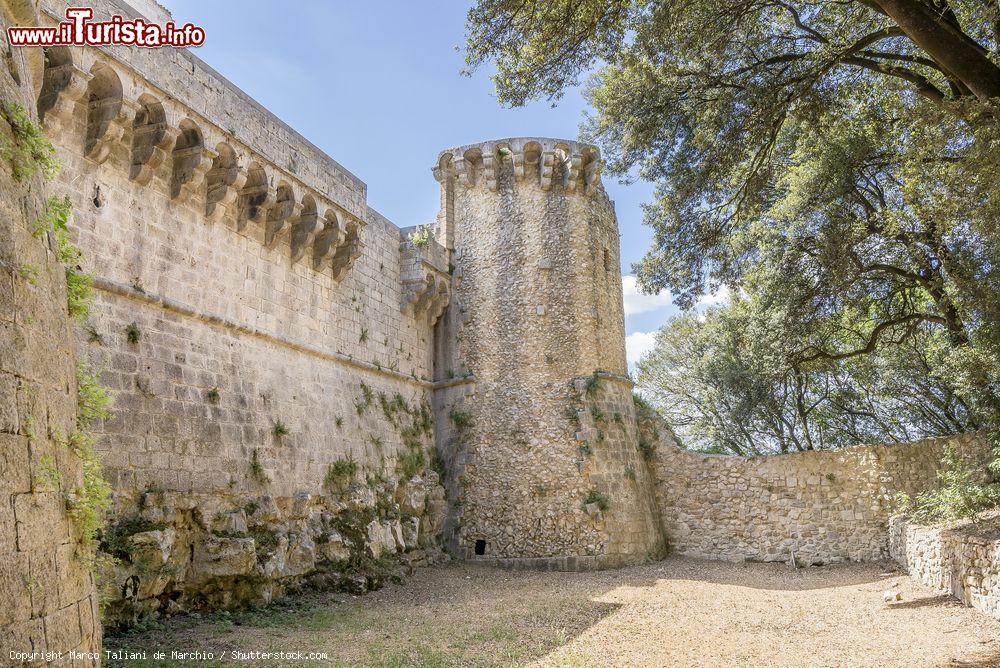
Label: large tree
xmin=466 ymin=0 xmax=1000 ymax=445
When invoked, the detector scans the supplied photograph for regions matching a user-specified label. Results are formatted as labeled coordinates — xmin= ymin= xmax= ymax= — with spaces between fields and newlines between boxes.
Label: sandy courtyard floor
xmin=106 ymin=557 xmax=1000 ymax=667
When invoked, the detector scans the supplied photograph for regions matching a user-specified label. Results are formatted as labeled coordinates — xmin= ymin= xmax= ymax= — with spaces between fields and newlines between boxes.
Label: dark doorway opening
xmin=474 ymin=539 xmax=486 ymax=556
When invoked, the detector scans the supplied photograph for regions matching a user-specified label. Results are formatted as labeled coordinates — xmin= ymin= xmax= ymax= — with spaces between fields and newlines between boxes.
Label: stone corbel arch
xmin=290 ymin=193 xmax=320 ymax=262
xmin=205 ymin=143 xmax=245 ymax=222
xmin=312 ymin=207 xmax=344 ymax=271
xmin=36 ymin=46 xmax=90 ymax=134
xmin=331 ymin=218 xmax=363 ymax=281
xmin=83 ymin=62 xmax=128 ymax=164
xmin=128 ymin=94 xmax=174 ymax=185
xmin=170 ymin=119 xmax=216 ymax=200
xmin=264 ymin=182 xmax=297 ymax=249
xmin=236 ymin=162 xmax=272 ymax=232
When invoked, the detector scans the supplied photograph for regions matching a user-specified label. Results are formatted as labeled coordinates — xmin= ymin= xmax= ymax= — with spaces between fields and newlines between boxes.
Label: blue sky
xmin=161 ymin=0 xmax=684 ymax=366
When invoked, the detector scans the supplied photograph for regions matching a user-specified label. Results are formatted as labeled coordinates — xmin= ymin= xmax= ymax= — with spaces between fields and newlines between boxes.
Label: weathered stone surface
xmin=653 ymin=430 xmax=994 ymax=565
xmin=891 ymin=514 xmax=1000 ymax=620
xmin=0 ymin=0 xmax=100 ymax=656
xmin=188 ymin=536 xmax=257 ymax=585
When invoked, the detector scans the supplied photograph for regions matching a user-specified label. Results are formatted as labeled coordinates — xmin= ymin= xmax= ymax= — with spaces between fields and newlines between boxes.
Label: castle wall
xmin=32 ymin=0 xmax=452 ymax=622
xmin=433 ymin=138 xmax=663 ymax=568
xmin=652 ymin=431 xmax=994 ymax=564
xmin=1 ymin=1 xmax=100 ymax=660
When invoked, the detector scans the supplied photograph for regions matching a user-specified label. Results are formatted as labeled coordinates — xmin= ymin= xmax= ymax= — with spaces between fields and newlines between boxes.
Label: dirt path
xmin=105 ymin=557 xmax=1000 ymax=667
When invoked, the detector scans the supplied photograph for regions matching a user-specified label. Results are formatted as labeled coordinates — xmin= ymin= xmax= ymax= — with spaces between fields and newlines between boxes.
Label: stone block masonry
xmin=1 ymin=0 xmax=101 ymax=661
xmin=33 ymin=0 xmax=453 ymax=623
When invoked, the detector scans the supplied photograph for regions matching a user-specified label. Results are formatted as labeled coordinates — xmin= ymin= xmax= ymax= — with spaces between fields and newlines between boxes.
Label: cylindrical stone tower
xmin=433 ymin=137 xmax=665 ymax=569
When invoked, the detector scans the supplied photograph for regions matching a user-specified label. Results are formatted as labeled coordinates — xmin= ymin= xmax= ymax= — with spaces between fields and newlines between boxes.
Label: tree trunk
xmin=874 ymin=0 xmax=1000 ymax=100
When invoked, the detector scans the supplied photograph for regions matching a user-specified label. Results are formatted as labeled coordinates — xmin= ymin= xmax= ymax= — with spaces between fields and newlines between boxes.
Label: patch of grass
xmin=624 ymin=465 xmax=637 ymax=482
xmin=250 ymin=448 xmax=270 ymax=485
xmin=206 ymin=387 xmax=220 ymax=404
xmin=583 ymin=489 xmax=610 ymax=511
xmin=272 ymin=420 xmax=289 ymax=438
xmin=335 ymin=416 xmax=343 ymax=428
xmin=85 ymin=324 xmax=104 ymax=345
xmin=0 ymin=100 xmax=59 ymax=181
xmin=124 ymin=322 xmax=141 ymax=345
xmin=324 ymin=457 xmax=358 ymax=491
xmin=577 ymin=444 xmax=592 ymax=458
xmin=584 ymin=371 xmax=601 ymax=398
xmin=77 ymin=362 xmax=111 ymax=425
xmin=637 ymin=436 xmax=656 ymax=461
xmin=590 ymin=406 xmax=605 ymax=423
xmin=398 ymin=449 xmax=426 ymax=478
xmin=18 ymin=263 xmax=39 ymax=284
xmin=449 ymin=408 xmax=472 ymax=429
xmin=34 ymin=453 xmax=61 ymax=490
xmin=359 ymin=327 xmax=368 ymax=343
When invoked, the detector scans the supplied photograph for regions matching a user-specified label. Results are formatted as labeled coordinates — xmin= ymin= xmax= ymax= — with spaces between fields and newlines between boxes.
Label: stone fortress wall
xmin=1 ymin=0 xmax=102 ymax=660
xmin=1 ymin=0 xmax=994 ymax=640
xmin=36 ymin=0 xmax=451 ymax=623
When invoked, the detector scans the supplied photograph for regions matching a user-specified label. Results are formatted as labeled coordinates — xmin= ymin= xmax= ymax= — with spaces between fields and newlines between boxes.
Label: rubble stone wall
xmin=652 ymin=431 xmax=993 ymax=564
xmin=432 ymin=138 xmax=664 ymax=568
xmin=890 ymin=515 xmax=1000 ymax=620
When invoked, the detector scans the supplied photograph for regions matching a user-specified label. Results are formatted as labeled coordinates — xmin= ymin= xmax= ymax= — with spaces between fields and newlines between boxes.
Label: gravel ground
xmin=106 ymin=557 xmax=1000 ymax=667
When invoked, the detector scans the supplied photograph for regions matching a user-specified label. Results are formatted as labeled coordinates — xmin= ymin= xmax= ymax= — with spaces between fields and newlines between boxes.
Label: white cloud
xmin=697 ymin=284 xmax=730 ymax=308
xmin=621 ymin=275 xmax=674 ymax=316
xmin=626 ymin=331 xmax=657 ymax=367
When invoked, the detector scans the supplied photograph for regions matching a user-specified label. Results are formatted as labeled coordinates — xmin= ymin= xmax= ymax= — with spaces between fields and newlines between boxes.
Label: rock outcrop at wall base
xmin=98 ymin=473 xmax=447 ymax=628
xmin=890 ymin=514 xmax=1000 ymax=620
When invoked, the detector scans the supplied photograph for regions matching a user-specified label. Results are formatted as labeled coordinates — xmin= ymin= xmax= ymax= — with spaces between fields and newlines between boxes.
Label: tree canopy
xmin=466 ymin=0 xmax=1000 ymax=461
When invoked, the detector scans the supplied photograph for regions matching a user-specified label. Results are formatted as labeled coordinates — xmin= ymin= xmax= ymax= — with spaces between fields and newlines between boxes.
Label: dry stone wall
xmin=1 ymin=0 xmax=101 ymax=661
xmin=890 ymin=515 xmax=1000 ymax=620
xmin=651 ymin=430 xmax=994 ymax=564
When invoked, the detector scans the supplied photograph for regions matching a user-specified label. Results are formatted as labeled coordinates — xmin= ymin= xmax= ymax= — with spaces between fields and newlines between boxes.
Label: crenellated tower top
xmin=433 ymin=137 xmax=603 ymax=195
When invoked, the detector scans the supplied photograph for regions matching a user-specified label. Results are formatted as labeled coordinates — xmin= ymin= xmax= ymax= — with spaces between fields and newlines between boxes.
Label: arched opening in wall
xmin=84 ymin=63 xmax=122 ymax=158
xmin=522 ymin=141 xmax=541 ymax=180
xmin=238 ymin=163 xmax=268 ymax=230
xmin=170 ymin=120 xmax=204 ymax=198
xmin=553 ymin=143 xmax=571 ymax=186
xmin=581 ymin=146 xmax=600 ymax=192
xmin=432 ymin=299 xmax=449 ymax=383
xmin=462 ymin=147 xmax=483 ymax=186
xmin=129 ymin=95 xmax=166 ymax=182
xmin=36 ymin=46 xmax=72 ymax=122
xmin=206 ymin=142 xmax=238 ymax=215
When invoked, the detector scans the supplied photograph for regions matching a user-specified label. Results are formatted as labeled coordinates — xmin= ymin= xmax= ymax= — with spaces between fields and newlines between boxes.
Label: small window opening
xmin=603 ymin=248 xmax=611 ymax=272
xmin=474 ymin=539 xmax=486 ymax=556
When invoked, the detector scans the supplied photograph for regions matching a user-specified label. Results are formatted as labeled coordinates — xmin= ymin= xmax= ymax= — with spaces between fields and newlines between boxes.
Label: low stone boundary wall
xmin=890 ymin=515 xmax=1000 ymax=620
xmin=651 ymin=432 xmax=993 ymax=564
